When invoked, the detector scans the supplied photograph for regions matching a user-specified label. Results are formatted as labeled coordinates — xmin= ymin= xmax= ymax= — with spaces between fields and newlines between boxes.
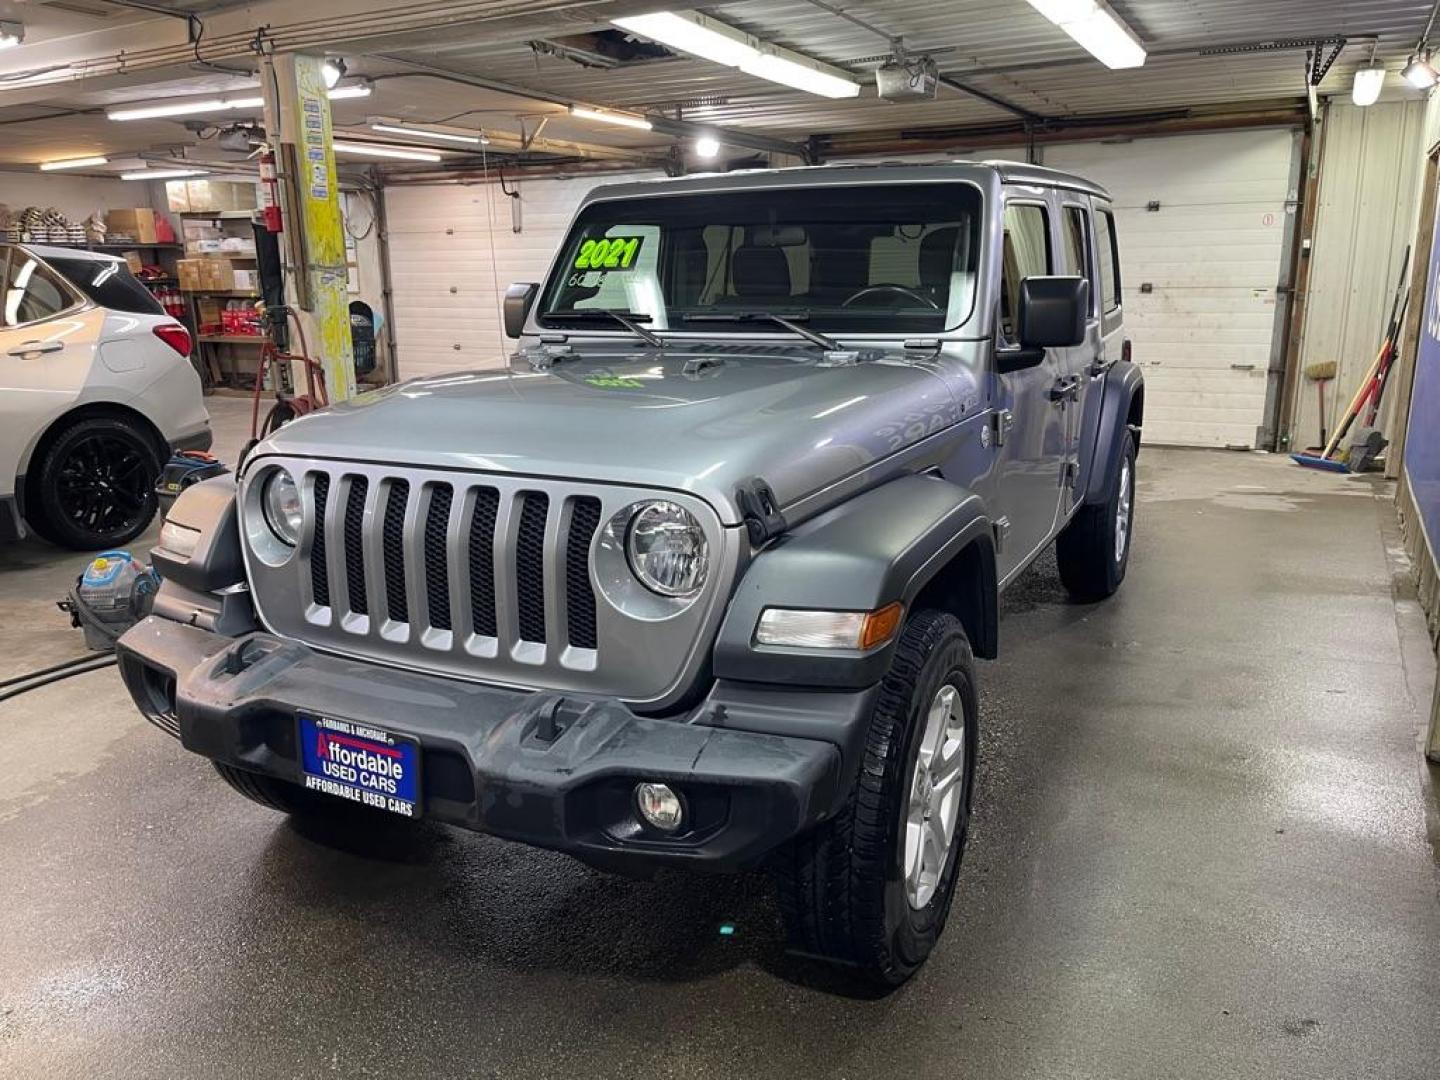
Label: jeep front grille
xmin=240 ymin=458 xmax=737 ymax=708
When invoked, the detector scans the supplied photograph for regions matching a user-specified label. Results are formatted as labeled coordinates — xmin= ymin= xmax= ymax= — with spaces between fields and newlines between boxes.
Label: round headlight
xmin=261 ymin=468 xmax=303 ymax=546
xmin=625 ymin=501 xmax=708 ymax=597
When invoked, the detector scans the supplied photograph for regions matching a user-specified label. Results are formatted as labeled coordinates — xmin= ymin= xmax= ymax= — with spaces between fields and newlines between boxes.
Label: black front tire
xmin=28 ymin=416 xmax=161 ymax=550
xmin=1056 ymin=430 xmax=1136 ymax=602
xmin=772 ymin=610 xmax=978 ymax=988
xmin=212 ymin=762 xmax=334 ymax=816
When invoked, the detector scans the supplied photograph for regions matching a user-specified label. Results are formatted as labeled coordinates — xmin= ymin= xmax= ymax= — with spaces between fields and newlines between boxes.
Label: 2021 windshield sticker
xmin=574 ymin=236 xmax=644 ymax=272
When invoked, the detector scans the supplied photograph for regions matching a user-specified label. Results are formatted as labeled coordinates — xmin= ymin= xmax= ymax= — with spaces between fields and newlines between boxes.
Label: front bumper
xmin=117 ymin=617 xmax=864 ymax=871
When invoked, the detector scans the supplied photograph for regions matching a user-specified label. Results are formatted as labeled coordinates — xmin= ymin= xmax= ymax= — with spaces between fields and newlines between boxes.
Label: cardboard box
xmin=105 ymin=208 xmax=158 ymax=245
xmin=196 ymin=298 xmax=224 ymax=335
xmin=202 ymin=257 xmax=235 ymax=291
xmin=122 ymin=251 xmax=143 ymax=274
xmin=231 ymin=268 xmax=256 ymax=293
xmin=165 ymin=181 xmax=190 ymax=213
xmin=185 ymin=239 xmax=223 ymax=256
xmin=176 ymin=259 xmax=205 ymax=291
xmin=182 ymin=221 xmax=222 ymax=241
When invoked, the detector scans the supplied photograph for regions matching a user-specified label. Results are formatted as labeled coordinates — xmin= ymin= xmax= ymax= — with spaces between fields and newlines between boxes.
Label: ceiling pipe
xmin=372 ymin=55 xmax=816 ymax=162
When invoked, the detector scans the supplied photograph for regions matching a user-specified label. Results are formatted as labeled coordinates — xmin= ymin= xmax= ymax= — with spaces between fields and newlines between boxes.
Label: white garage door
xmin=384 ymin=171 xmax=657 ymax=379
xmin=1046 ymin=130 xmax=1298 ymax=447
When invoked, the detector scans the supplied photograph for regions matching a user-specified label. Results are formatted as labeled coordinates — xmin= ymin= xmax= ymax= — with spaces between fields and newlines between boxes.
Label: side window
xmin=1095 ymin=208 xmax=1121 ymax=313
xmin=3 ymin=255 xmax=72 ymax=327
xmin=1062 ymin=207 xmax=1093 ymax=293
xmin=1001 ymin=202 xmax=1051 ymax=338
xmin=48 ymin=256 xmax=163 ymax=316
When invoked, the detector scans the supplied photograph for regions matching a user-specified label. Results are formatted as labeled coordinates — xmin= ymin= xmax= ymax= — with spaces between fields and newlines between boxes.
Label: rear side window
xmin=1001 ymin=202 xmax=1051 ymax=338
xmin=47 ymin=255 xmax=164 ymax=316
xmin=2 ymin=254 xmax=74 ymax=327
xmin=1095 ymin=208 xmax=1121 ymax=312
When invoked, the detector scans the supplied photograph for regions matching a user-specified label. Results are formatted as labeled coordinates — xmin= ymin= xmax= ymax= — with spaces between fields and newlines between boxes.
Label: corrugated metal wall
xmin=1293 ymin=99 xmax=1430 ymax=450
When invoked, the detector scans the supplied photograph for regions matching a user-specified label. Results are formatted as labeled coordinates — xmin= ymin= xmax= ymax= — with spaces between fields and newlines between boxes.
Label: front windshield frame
xmin=535 ymin=179 xmax=986 ymax=340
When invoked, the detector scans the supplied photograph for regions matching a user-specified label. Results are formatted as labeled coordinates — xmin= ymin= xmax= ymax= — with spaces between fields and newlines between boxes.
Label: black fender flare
xmin=1084 ymin=360 xmax=1144 ymax=506
xmin=713 ymin=473 xmax=996 ymax=689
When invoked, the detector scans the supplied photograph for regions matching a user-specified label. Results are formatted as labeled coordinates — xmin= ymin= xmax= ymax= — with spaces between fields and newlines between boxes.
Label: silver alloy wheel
xmin=1114 ymin=456 xmax=1133 ymax=564
xmin=904 ymin=683 xmax=968 ymax=909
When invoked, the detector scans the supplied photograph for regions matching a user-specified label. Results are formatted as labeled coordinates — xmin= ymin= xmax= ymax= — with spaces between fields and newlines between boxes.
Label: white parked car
xmin=0 ymin=244 xmax=211 ymax=550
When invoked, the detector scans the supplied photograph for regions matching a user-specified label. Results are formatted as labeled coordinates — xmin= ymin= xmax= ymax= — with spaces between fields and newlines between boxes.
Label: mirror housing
xmin=503 ymin=282 xmax=539 ymax=339
xmin=995 ymin=276 xmax=1089 ymax=373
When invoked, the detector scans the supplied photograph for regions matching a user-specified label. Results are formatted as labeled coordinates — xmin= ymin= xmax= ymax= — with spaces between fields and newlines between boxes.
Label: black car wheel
xmin=29 ymin=416 xmax=161 ymax=550
xmin=1056 ymin=430 xmax=1137 ymax=602
xmin=772 ymin=610 xmax=978 ymax=988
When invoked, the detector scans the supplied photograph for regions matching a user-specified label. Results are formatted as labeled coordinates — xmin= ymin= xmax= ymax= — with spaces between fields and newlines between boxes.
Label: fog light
xmin=635 ymin=782 xmax=684 ymax=832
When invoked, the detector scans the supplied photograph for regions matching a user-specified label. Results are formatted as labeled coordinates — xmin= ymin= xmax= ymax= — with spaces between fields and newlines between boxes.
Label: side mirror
xmin=996 ymin=276 xmax=1089 ymax=373
xmin=503 ymin=282 xmax=539 ymax=339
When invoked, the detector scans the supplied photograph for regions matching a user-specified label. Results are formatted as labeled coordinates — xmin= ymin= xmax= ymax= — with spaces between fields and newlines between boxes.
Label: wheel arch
xmin=1084 ymin=360 xmax=1144 ymax=506
xmin=910 ymin=535 xmax=998 ymax=661
xmin=20 ymin=400 xmax=168 ymax=500
xmin=714 ymin=474 xmax=997 ymax=686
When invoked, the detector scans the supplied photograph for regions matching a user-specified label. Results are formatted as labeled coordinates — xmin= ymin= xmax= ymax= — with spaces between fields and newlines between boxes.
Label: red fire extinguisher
xmin=259 ymin=146 xmax=283 ymax=233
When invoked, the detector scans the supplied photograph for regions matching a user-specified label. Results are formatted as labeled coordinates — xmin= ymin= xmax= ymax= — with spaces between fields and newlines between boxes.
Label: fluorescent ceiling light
xmin=322 ymin=58 xmax=347 ymax=89
xmin=1025 ymin=0 xmax=1146 ymax=70
xmin=108 ymin=95 xmax=262 ymax=121
xmin=40 ymin=156 xmax=109 ymax=172
xmin=568 ymin=105 xmax=653 ymax=131
xmin=327 ymin=82 xmax=372 ymax=101
xmin=1403 ymin=53 xmax=1437 ymax=89
xmin=371 ymin=122 xmax=487 ymax=145
xmin=1352 ymin=65 xmax=1386 ymax=106
xmin=613 ymin=12 xmax=757 ymax=68
xmin=611 ymin=10 xmax=859 ymax=98
xmin=121 ymin=169 xmax=208 ymax=180
xmin=332 ymin=140 xmax=442 ymax=162
xmin=694 ymin=135 xmax=720 ymax=159
xmin=0 ymin=20 xmax=22 ymax=49
xmin=741 ymin=52 xmax=862 ymax=98
xmin=110 ymin=84 xmax=367 ymax=121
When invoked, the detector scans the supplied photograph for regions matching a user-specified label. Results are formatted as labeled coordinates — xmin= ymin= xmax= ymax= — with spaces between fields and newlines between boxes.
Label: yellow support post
xmin=268 ymin=52 xmax=356 ymax=402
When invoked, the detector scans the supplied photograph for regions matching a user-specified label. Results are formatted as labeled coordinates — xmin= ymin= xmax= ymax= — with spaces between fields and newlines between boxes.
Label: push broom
xmin=1292 ymin=246 xmax=1409 ymax=473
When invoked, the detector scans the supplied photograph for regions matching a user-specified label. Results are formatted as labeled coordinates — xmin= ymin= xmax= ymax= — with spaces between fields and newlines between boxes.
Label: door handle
xmin=1047 ymin=377 xmax=1080 ymax=404
xmin=7 ymin=340 xmax=64 ymax=357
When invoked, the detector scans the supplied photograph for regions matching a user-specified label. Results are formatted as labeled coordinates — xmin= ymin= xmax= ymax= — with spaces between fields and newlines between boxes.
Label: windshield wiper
xmin=543 ymin=309 xmax=662 ymax=348
xmin=681 ymin=311 xmax=840 ymax=351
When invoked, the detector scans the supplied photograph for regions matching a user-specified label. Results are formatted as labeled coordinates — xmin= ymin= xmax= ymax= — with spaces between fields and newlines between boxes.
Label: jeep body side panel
xmin=713 ymin=472 xmax=994 ymax=689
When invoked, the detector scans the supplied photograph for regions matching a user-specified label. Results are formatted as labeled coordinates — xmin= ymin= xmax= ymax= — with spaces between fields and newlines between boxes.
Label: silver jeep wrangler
xmin=119 ymin=162 xmax=1143 ymax=986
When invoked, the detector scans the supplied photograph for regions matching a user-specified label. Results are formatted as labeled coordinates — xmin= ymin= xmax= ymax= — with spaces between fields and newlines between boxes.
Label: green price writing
xmin=574 ymin=236 xmax=644 ymax=272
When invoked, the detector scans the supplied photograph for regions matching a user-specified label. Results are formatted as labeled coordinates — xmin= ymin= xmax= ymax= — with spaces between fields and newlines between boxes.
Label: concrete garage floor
xmin=1 ymin=397 xmax=1438 ymax=1079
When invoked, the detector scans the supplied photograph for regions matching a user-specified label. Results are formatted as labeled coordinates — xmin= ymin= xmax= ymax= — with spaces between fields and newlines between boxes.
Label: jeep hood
xmin=256 ymin=344 xmax=977 ymax=524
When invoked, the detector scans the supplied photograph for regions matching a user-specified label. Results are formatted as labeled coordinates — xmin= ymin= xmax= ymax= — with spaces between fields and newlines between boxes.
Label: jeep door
xmin=1069 ymin=198 xmax=1125 ymax=500
xmin=991 ymin=193 xmax=1069 ymax=584
xmin=1056 ymin=198 xmax=1102 ymax=515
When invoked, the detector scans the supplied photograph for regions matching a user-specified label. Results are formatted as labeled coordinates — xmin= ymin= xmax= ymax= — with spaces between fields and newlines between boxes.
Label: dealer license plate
xmin=297 ymin=713 xmax=422 ymax=819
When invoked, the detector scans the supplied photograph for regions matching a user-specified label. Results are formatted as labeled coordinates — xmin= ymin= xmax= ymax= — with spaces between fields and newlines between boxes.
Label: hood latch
xmin=521 ymin=339 xmax=573 ymax=370
xmin=736 ymin=477 xmax=787 ymax=545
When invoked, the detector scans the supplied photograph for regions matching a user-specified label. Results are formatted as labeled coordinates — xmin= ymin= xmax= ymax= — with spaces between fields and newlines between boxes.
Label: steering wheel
xmin=841 ymin=284 xmax=940 ymax=309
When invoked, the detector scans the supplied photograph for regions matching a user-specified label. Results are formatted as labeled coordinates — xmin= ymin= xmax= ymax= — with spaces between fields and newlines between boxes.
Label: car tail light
xmin=1122 ymin=338 xmax=1133 ymax=365
xmin=153 ymin=323 xmax=192 ymax=358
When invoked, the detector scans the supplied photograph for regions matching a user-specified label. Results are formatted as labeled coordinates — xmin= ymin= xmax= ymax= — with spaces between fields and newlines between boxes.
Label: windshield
xmin=538 ymin=182 xmax=982 ymax=336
